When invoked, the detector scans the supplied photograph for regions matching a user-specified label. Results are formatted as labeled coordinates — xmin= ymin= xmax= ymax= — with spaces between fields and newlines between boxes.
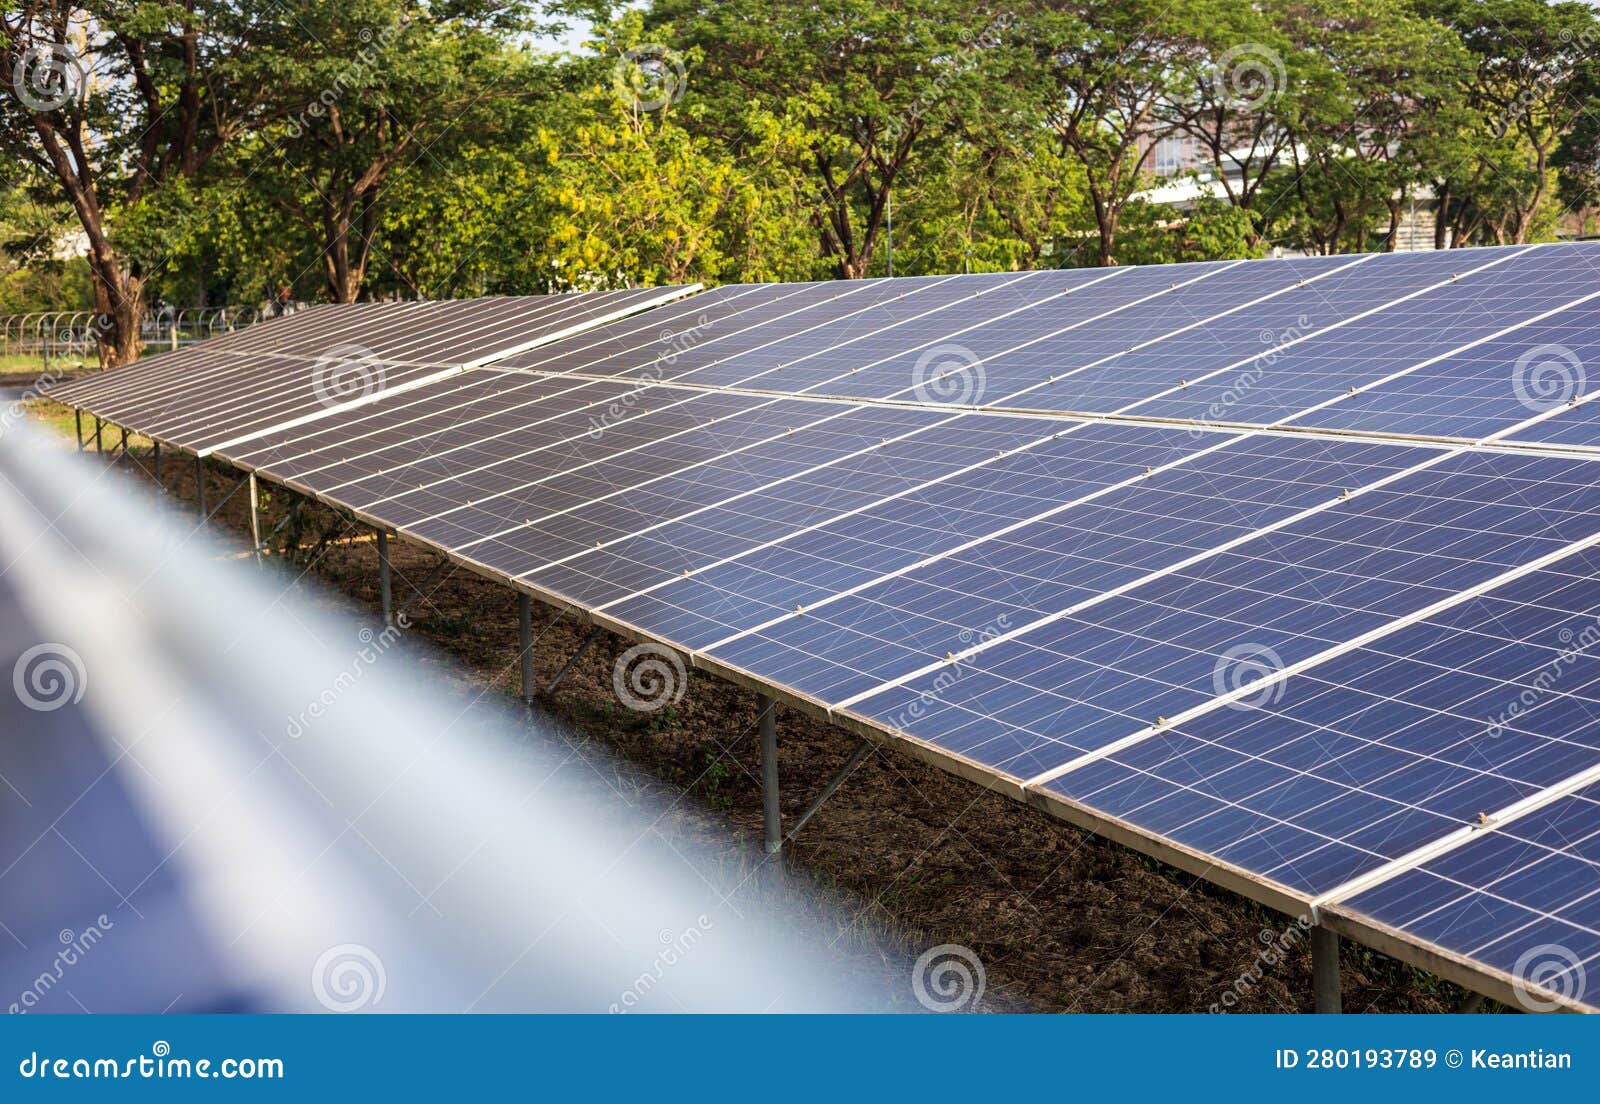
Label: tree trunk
xmin=88 ymin=253 xmax=145 ymax=368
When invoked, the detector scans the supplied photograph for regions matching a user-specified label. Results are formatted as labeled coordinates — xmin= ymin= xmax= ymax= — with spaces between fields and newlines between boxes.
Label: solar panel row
xmin=45 ymin=242 xmax=1600 ymax=1010
xmin=46 ymin=287 xmax=699 ymax=455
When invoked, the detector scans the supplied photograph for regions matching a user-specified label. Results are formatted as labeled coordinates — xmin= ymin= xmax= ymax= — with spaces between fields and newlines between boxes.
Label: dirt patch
xmin=34 ymin=414 xmax=1481 ymax=1013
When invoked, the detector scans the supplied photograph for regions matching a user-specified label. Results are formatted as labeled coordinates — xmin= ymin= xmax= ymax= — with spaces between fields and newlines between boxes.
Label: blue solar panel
xmin=682 ymin=260 xmax=1251 ymax=400
xmin=1131 ymin=243 xmax=1600 ymax=431
xmin=848 ymin=449 xmax=1600 ymax=780
xmin=1011 ymin=247 xmax=1532 ymax=415
xmin=1334 ymin=777 xmax=1600 ymax=1011
xmin=1045 ymin=546 xmax=1600 ymax=895
xmin=693 ymin=435 xmax=1436 ymax=707
xmin=471 ymin=409 xmax=1077 ymax=605
xmin=590 ymin=421 xmax=1219 ymax=641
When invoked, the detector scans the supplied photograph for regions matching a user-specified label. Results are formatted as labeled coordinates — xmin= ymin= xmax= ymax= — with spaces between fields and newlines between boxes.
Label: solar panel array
xmin=47 ymin=243 xmax=1600 ymax=1011
xmin=46 ymin=287 xmax=698 ymax=456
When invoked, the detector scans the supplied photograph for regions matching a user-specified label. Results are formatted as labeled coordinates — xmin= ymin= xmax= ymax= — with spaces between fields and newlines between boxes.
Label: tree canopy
xmin=4 ymin=0 xmax=1598 ymax=363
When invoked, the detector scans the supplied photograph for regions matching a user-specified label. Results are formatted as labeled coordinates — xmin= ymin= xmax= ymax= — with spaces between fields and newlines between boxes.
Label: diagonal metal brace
xmin=784 ymin=738 xmax=874 ymax=845
xmin=394 ymin=555 xmax=453 ymax=622
xmin=545 ymin=627 xmax=603 ymax=694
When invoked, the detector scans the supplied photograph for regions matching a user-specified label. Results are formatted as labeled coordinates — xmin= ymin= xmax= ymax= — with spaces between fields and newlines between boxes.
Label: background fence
xmin=1 ymin=304 xmax=305 ymax=368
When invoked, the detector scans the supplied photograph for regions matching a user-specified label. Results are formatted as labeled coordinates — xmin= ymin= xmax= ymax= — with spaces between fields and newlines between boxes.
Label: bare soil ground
xmin=28 ymin=403 xmax=1485 ymax=1013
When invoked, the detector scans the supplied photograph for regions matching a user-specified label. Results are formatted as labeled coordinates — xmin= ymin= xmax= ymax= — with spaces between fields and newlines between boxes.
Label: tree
xmin=647 ymin=0 xmax=996 ymax=278
xmin=1 ymin=2 xmax=291 ymax=364
xmin=239 ymin=1 xmax=543 ymax=302
xmin=1421 ymin=0 xmax=1600 ymax=246
xmin=1004 ymin=0 xmax=1187 ymax=266
xmin=1157 ymin=0 xmax=1306 ymax=247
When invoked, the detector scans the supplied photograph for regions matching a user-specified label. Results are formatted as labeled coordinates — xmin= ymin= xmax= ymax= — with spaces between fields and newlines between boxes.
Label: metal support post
xmin=94 ymin=417 xmax=102 ymax=453
xmin=377 ymin=530 xmax=393 ymax=627
xmin=758 ymin=694 xmax=781 ymax=859
xmin=248 ymin=473 xmax=263 ymax=567
xmin=1312 ymin=926 xmax=1341 ymax=1014
xmin=518 ymin=594 xmax=534 ymax=703
xmin=74 ymin=409 xmax=83 ymax=451
xmin=119 ymin=427 xmax=129 ymax=464
xmin=195 ymin=456 xmax=207 ymax=518
xmin=153 ymin=441 xmax=162 ymax=487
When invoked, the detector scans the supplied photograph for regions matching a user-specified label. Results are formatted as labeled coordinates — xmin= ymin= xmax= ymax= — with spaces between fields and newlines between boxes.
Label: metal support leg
xmin=195 ymin=456 xmax=207 ymax=518
xmin=119 ymin=427 xmax=129 ymax=465
xmin=153 ymin=441 xmax=162 ymax=487
xmin=518 ymin=594 xmax=534 ymax=703
xmin=377 ymin=530 xmax=393 ymax=627
xmin=249 ymin=473 xmax=263 ymax=567
xmin=1312 ymin=926 xmax=1341 ymax=1014
xmin=758 ymin=695 xmax=781 ymax=859
xmin=94 ymin=417 xmax=102 ymax=454
xmin=74 ymin=409 xmax=83 ymax=451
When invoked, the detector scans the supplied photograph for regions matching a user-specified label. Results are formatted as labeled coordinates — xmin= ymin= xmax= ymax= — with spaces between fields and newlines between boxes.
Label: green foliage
xmin=6 ymin=0 xmax=1600 ymax=313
